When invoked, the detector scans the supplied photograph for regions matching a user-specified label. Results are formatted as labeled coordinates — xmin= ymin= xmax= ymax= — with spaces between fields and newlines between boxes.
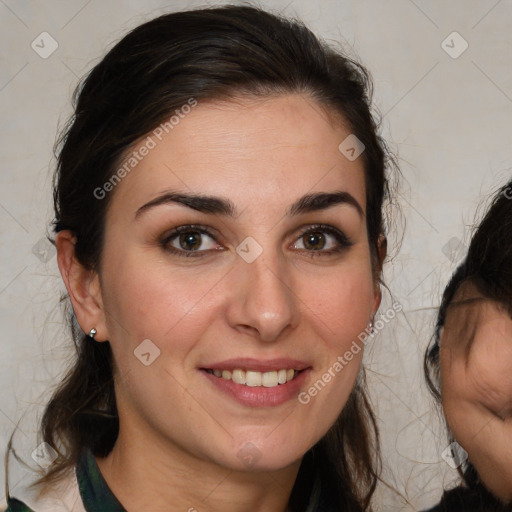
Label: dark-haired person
xmin=425 ymin=180 xmax=512 ymax=511
xmin=4 ymin=5 xmax=395 ymax=511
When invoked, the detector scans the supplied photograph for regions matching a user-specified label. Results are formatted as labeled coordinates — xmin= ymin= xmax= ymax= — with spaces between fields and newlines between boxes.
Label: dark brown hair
xmin=6 ymin=5 xmax=394 ymax=510
xmin=424 ymin=179 xmax=512 ymax=508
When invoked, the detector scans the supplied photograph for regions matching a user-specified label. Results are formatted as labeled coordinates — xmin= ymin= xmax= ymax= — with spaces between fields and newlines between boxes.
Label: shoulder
xmin=5 ymin=465 xmax=85 ymax=512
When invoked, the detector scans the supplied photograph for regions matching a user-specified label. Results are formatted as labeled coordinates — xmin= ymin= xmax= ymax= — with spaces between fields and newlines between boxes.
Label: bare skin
xmin=441 ymin=281 xmax=512 ymax=503
xmin=56 ymin=93 xmax=384 ymax=512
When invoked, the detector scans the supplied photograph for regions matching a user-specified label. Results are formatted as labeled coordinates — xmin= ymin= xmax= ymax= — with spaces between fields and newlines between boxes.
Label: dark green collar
xmin=77 ymin=448 xmax=126 ymax=512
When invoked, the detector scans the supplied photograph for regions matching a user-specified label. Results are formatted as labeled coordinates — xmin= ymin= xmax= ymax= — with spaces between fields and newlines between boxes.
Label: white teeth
xmin=246 ymin=371 xmax=262 ymax=387
xmin=207 ymin=368 xmax=299 ymax=387
xmin=262 ymin=371 xmax=278 ymax=387
xmin=231 ymin=369 xmax=246 ymax=385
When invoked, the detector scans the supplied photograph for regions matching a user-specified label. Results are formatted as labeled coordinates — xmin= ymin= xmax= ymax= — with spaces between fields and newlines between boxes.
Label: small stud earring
xmin=88 ymin=328 xmax=97 ymax=339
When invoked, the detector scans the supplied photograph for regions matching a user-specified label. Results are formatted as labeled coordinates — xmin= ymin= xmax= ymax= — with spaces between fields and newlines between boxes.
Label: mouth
xmin=199 ymin=358 xmax=311 ymax=406
xmin=203 ymin=368 xmax=303 ymax=388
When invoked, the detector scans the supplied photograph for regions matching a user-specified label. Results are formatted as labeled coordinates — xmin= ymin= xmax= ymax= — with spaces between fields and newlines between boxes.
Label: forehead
xmin=108 ymin=93 xmax=367 ymax=217
xmin=442 ymin=281 xmax=511 ymax=351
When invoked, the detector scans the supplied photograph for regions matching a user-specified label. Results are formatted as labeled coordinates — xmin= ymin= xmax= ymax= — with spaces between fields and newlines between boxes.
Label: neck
xmin=95 ymin=426 xmax=302 ymax=512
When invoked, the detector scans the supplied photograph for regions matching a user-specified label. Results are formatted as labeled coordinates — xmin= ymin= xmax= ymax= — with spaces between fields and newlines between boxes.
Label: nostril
xmin=238 ymin=324 xmax=259 ymax=336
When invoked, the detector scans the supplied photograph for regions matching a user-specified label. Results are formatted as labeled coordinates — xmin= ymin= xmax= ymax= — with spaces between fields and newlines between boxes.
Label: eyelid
xmin=292 ymin=223 xmax=353 ymax=251
xmin=159 ymin=224 xmax=223 ymax=257
xmin=161 ymin=224 xmax=221 ymax=241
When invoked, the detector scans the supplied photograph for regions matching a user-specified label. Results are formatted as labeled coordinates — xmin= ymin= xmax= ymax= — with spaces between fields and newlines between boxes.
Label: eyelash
xmin=159 ymin=223 xmax=353 ymax=258
xmin=295 ymin=224 xmax=353 ymax=257
xmin=160 ymin=225 xmax=220 ymax=258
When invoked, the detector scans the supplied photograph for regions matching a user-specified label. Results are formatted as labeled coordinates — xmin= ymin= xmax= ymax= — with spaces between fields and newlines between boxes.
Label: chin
xmin=232 ymin=452 xmax=303 ymax=473
xmin=222 ymin=435 xmax=311 ymax=473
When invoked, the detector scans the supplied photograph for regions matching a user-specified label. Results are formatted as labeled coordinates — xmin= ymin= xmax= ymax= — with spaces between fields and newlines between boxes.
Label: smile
xmin=205 ymin=368 xmax=300 ymax=387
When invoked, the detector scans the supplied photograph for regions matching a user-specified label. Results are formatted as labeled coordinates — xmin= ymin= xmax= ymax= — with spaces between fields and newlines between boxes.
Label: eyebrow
xmin=134 ymin=190 xmax=364 ymax=220
xmin=445 ymin=297 xmax=487 ymax=311
xmin=135 ymin=191 xmax=235 ymax=218
xmin=288 ymin=191 xmax=363 ymax=217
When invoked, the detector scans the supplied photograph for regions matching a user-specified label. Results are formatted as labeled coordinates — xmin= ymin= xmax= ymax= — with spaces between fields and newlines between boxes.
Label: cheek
xmin=304 ymin=263 xmax=375 ymax=342
xmin=296 ymin=264 xmax=373 ymax=393
xmin=469 ymin=329 xmax=512 ymax=416
xmin=440 ymin=352 xmax=467 ymax=435
xmin=101 ymin=254 xmax=227 ymax=343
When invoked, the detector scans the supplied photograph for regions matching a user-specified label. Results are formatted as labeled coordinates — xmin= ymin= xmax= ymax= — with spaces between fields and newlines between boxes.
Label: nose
xmin=225 ymin=249 xmax=300 ymax=342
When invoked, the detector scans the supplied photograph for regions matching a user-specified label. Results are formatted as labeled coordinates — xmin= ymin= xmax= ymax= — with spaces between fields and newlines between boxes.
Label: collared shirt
xmin=5 ymin=447 xmax=329 ymax=512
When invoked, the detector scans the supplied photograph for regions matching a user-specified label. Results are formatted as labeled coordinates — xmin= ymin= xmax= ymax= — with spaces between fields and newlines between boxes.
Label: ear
xmin=372 ymin=234 xmax=387 ymax=315
xmin=55 ymin=230 xmax=108 ymax=342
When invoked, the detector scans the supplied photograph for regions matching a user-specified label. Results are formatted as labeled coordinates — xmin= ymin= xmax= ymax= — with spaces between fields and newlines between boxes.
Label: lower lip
xmin=200 ymin=369 xmax=311 ymax=407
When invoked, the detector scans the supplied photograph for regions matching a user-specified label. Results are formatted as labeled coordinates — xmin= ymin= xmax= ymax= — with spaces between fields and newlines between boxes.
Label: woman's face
xmin=440 ymin=282 xmax=512 ymax=502
xmin=84 ymin=94 xmax=380 ymax=471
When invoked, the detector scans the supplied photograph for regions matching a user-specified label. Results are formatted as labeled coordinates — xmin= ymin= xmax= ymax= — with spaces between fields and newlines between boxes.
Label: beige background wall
xmin=1 ymin=0 xmax=511 ymax=509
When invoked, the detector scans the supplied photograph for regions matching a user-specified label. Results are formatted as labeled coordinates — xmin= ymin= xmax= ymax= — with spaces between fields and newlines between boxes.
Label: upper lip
xmin=201 ymin=358 xmax=311 ymax=372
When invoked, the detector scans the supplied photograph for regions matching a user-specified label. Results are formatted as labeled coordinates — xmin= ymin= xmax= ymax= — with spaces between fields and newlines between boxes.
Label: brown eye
xmin=292 ymin=224 xmax=353 ymax=255
xmin=179 ymin=231 xmax=203 ymax=251
xmin=161 ymin=225 xmax=221 ymax=256
xmin=302 ymin=232 xmax=326 ymax=250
